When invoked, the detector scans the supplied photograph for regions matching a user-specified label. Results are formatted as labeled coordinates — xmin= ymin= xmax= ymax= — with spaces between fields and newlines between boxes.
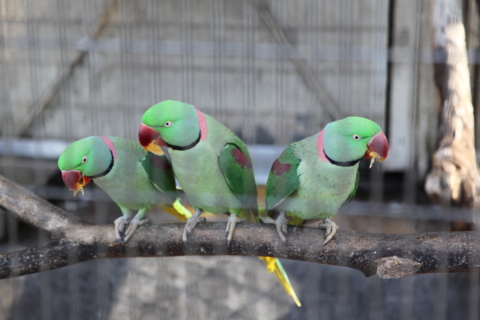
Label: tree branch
xmin=1 ymin=174 xmax=480 ymax=280
xmin=0 ymin=175 xmax=83 ymax=235
xmin=1 ymin=222 xmax=480 ymax=280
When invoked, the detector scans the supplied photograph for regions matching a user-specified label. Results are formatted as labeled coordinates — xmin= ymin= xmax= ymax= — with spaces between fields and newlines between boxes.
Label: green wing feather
xmin=218 ymin=142 xmax=258 ymax=222
xmin=343 ymin=169 xmax=359 ymax=205
xmin=141 ymin=152 xmax=178 ymax=201
xmin=220 ymin=143 xmax=302 ymax=307
xmin=265 ymin=145 xmax=301 ymax=211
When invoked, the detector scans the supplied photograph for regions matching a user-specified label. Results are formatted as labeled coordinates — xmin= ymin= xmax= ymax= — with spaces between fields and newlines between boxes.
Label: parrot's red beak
xmin=138 ymin=123 xmax=166 ymax=155
xmin=61 ymin=170 xmax=91 ymax=196
xmin=365 ymin=131 xmax=389 ymax=163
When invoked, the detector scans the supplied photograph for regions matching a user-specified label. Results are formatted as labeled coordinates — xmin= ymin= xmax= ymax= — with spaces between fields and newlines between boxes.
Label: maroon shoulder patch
xmin=272 ymin=159 xmax=291 ymax=176
xmin=232 ymin=148 xmax=252 ymax=169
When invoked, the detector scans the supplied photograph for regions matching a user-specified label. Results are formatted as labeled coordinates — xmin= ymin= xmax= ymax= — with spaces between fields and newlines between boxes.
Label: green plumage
xmin=265 ymin=145 xmax=301 ymax=212
xmin=265 ymin=116 xmax=388 ymax=245
xmin=219 ymin=143 xmax=259 ymax=223
xmin=267 ymin=134 xmax=359 ymax=221
xmin=142 ymin=102 xmax=257 ymax=220
xmin=345 ymin=171 xmax=360 ymax=205
xmin=58 ymin=136 xmax=190 ymax=242
xmin=140 ymin=100 xmax=302 ymax=306
xmin=141 ymin=151 xmax=177 ymax=197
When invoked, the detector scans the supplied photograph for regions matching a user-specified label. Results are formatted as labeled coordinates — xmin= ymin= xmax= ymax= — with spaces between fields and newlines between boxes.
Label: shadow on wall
xmin=2 ymin=256 xmax=479 ymax=320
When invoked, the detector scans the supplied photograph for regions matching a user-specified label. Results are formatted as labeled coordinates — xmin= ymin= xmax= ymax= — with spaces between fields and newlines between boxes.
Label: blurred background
xmin=1 ymin=0 xmax=480 ymax=319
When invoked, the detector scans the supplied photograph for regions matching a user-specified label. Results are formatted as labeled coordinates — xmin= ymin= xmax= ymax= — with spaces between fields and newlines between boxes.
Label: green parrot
xmin=138 ymin=100 xmax=301 ymax=307
xmin=58 ymin=136 xmax=192 ymax=242
xmin=265 ymin=117 xmax=389 ymax=245
xmin=138 ymin=100 xmax=258 ymax=244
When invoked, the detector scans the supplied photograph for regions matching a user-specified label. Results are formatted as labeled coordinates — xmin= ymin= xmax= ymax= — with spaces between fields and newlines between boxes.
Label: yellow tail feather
xmin=258 ymin=256 xmax=302 ymax=307
xmin=159 ymin=198 xmax=193 ymax=222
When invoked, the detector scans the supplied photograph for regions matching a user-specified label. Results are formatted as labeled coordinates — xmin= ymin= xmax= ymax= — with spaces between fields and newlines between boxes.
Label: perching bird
xmin=138 ymin=100 xmax=301 ymax=306
xmin=58 ymin=136 xmax=192 ymax=242
xmin=265 ymin=117 xmax=389 ymax=245
xmin=138 ymin=100 xmax=258 ymax=244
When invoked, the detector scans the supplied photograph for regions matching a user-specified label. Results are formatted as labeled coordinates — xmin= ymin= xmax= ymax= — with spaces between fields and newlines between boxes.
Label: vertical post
xmin=425 ymin=0 xmax=480 ymax=208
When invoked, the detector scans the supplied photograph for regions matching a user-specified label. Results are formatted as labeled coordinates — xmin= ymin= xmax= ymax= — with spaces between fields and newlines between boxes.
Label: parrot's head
xmin=138 ymin=100 xmax=200 ymax=155
xmin=323 ymin=117 xmax=389 ymax=166
xmin=58 ymin=136 xmax=112 ymax=196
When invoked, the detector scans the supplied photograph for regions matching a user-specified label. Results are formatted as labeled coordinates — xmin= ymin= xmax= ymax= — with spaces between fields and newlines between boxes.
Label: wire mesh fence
xmin=1 ymin=0 xmax=480 ymax=319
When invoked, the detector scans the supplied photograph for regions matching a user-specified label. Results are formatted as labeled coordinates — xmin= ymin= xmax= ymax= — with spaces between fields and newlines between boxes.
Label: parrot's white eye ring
xmin=164 ymin=121 xmax=173 ymax=127
xmin=352 ymin=134 xmax=360 ymax=140
xmin=82 ymin=156 xmax=88 ymax=163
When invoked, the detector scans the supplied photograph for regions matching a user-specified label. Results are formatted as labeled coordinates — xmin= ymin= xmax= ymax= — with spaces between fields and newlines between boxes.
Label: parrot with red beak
xmin=58 ymin=136 xmax=191 ymax=242
xmin=138 ymin=101 xmax=257 ymax=244
xmin=138 ymin=100 xmax=302 ymax=307
xmin=265 ymin=116 xmax=389 ymax=245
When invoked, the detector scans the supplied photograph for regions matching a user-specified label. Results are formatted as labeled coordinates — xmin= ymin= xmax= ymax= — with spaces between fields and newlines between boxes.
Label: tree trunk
xmin=425 ymin=0 xmax=480 ymax=208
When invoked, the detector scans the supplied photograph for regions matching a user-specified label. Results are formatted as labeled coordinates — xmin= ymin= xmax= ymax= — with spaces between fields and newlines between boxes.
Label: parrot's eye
xmin=352 ymin=134 xmax=360 ymax=140
xmin=164 ymin=121 xmax=173 ymax=127
xmin=82 ymin=156 xmax=88 ymax=163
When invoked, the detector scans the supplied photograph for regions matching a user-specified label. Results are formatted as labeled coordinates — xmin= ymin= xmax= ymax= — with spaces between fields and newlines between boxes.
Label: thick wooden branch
xmin=1 ymin=174 xmax=480 ymax=280
xmin=0 ymin=175 xmax=83 ymax=235
xmin=1 ymin=222 xmax=480 ymax=280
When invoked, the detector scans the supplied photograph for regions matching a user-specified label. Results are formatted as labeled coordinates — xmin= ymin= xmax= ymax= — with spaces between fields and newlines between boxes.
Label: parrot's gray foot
xmin=275 ymin=211 xmax=291 ymax=243
xmin=182 ymin=209 xmax=205 ymax=242
xmin=225 ymin=214 xmax=245 ymax=246
xmin=318 ymin=218 xmax=338 ymax=245
xmin=124 ymin=216 xmax=149 ymax=243
xmin=114 ymin=215 xmax=131 ymax=242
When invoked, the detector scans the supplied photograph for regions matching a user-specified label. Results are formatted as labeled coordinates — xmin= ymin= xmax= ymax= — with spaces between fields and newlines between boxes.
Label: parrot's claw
xmin=123 ymin=216 xmax=149 ymax=243
xmin=225 ymin=214 xmax=244 ymax=245
xmin=182 ymin=210 xmax=205 ymax=242
xmin=114 ymin=215 xmax=131 ymax=242
xmin=318 ymin=218 xmax=338 ymax=245
xmin=275 ymin=212 xmax=291 ymax=243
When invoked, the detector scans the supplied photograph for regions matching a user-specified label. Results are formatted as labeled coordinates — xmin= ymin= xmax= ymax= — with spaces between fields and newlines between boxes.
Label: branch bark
xmin=0 ymin=176 xmax=83 ymax=235
xmin=2 ymin=222 xmax=480 ymax=280
xmin=1 ymin=174 xmax=480 ymax=280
